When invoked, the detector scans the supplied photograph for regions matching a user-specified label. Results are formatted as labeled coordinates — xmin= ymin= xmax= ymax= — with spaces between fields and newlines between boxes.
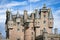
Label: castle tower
xmin=43 ymin=28 xmax=48 ymax=40
xmin=24 ymin=10 xmax=28 ymax=21
xmin=5 ymin=10 xmax=24 ymax=40
xmin=35 ymin=4 xmax=53 ymax=37
xmin=34 ymin=9 xmax=41 ymax=37
xmin=5 ymin=4 xmax=53 ymax=40
xmin=5 ymin=9 xmax=11 ymax=39
xmin=23 ymin=10 xmax=35 ymax=40
xmin=40 ymin=4 xmax=53 ymax=34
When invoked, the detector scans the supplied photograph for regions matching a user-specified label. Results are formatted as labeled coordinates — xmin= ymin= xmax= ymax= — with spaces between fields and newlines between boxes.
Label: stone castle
xmin=5 ymin=4 xmax=60 ymax=40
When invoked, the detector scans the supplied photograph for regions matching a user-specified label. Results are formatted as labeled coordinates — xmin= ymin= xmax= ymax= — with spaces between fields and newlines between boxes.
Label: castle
xmin=5 ymin=4 xmax=60 ymax=40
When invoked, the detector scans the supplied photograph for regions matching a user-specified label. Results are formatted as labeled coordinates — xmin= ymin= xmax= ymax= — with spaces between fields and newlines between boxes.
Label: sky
xmin=0 ymin=0 xmax=60 ymax=37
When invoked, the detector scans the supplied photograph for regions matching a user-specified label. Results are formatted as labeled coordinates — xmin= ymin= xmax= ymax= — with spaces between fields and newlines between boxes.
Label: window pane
xmin=44 ymin=21 xmax=46 ymax=23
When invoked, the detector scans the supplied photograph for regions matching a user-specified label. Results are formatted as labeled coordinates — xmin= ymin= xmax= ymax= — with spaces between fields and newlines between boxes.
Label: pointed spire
xmin=6 ymin=9 xmax=10 ymax=13
xmin=35 ymin=9 xmax=40 ymax=18
xmin=24 ymin=10 xmax=27 ymax=14
xmin=7 ymin=8 xmax=12 ymax=21
xmin=42 ymin=4 xmax=47 ymax=9
xmin=49 ymin=8 xmax=53 ymax=19
xmin=16 ymin=10 xmax=20 ymax=18
xmin=7 ymin=8 xmax=8 ymax=11
xmin=17 ymin=10 xmax=19 ymax=14
xmin=24 ymin=10 xmax=28 ymax=20
xmin=24 ymin=10 xmax=27 ymax=12
xmin=9 ymin=12 xmax=12 ymax=20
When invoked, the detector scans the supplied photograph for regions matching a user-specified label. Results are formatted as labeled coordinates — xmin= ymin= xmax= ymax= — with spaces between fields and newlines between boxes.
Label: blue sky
xmin=0 ymin=0 xmax=60 ymax=37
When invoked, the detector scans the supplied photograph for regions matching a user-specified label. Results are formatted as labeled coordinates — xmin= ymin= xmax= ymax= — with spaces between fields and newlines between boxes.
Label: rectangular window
xmin=17 ymin=28 xmax=20 ymax=31
xmin=17 ymin=22 xmax=20 ymax=31
xmin=17 ymin=22 xmax=20 ymax=25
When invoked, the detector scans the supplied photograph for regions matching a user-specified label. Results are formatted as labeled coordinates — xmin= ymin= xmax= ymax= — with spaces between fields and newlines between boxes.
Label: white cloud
xmin=53 ymin=10 xmax=60 ymax=18
xmin=0 ymin=14 xmax=6 ymax=23
xmin=36 ymin=0 xmax=60 ymax=7
xmin=0 ymin=9 xmax=6 ymax=23
xmin=11 ymin=9 xmax=32 ymax=15
xmin=0 ymin=9 xmax=6 ymax=13
xmin=0 ymin=1 xmax=28 ymax=8
xmin=53 ymin=10 xmax=60 ymax=30
xmin=28 ymin=0 xmax=40 ymax=2
xmin=53 ymin=18 xmax=60 ymax=33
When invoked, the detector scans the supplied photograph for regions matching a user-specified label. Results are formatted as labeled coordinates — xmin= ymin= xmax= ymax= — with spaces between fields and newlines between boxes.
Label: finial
xmin=43 ymin=4 xmax=46 ymax=8
xmin=24 ymin=10 xmax=27 ymax=14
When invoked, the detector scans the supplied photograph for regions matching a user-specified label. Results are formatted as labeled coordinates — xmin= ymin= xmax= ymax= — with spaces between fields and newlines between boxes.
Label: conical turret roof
xmin=49 ymin=8 xmax=53 ymax=19
xmin=35 ymin=9 xmax=40 ymax=19
xmin=9 ymin=12 xmax=12 ymax=20
xmin=16 ymin=10 xmax=20 ymax=18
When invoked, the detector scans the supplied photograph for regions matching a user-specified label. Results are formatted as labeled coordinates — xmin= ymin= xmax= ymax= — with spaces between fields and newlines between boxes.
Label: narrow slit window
xmin=44 ymin=21 xmax=46 ymax=24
